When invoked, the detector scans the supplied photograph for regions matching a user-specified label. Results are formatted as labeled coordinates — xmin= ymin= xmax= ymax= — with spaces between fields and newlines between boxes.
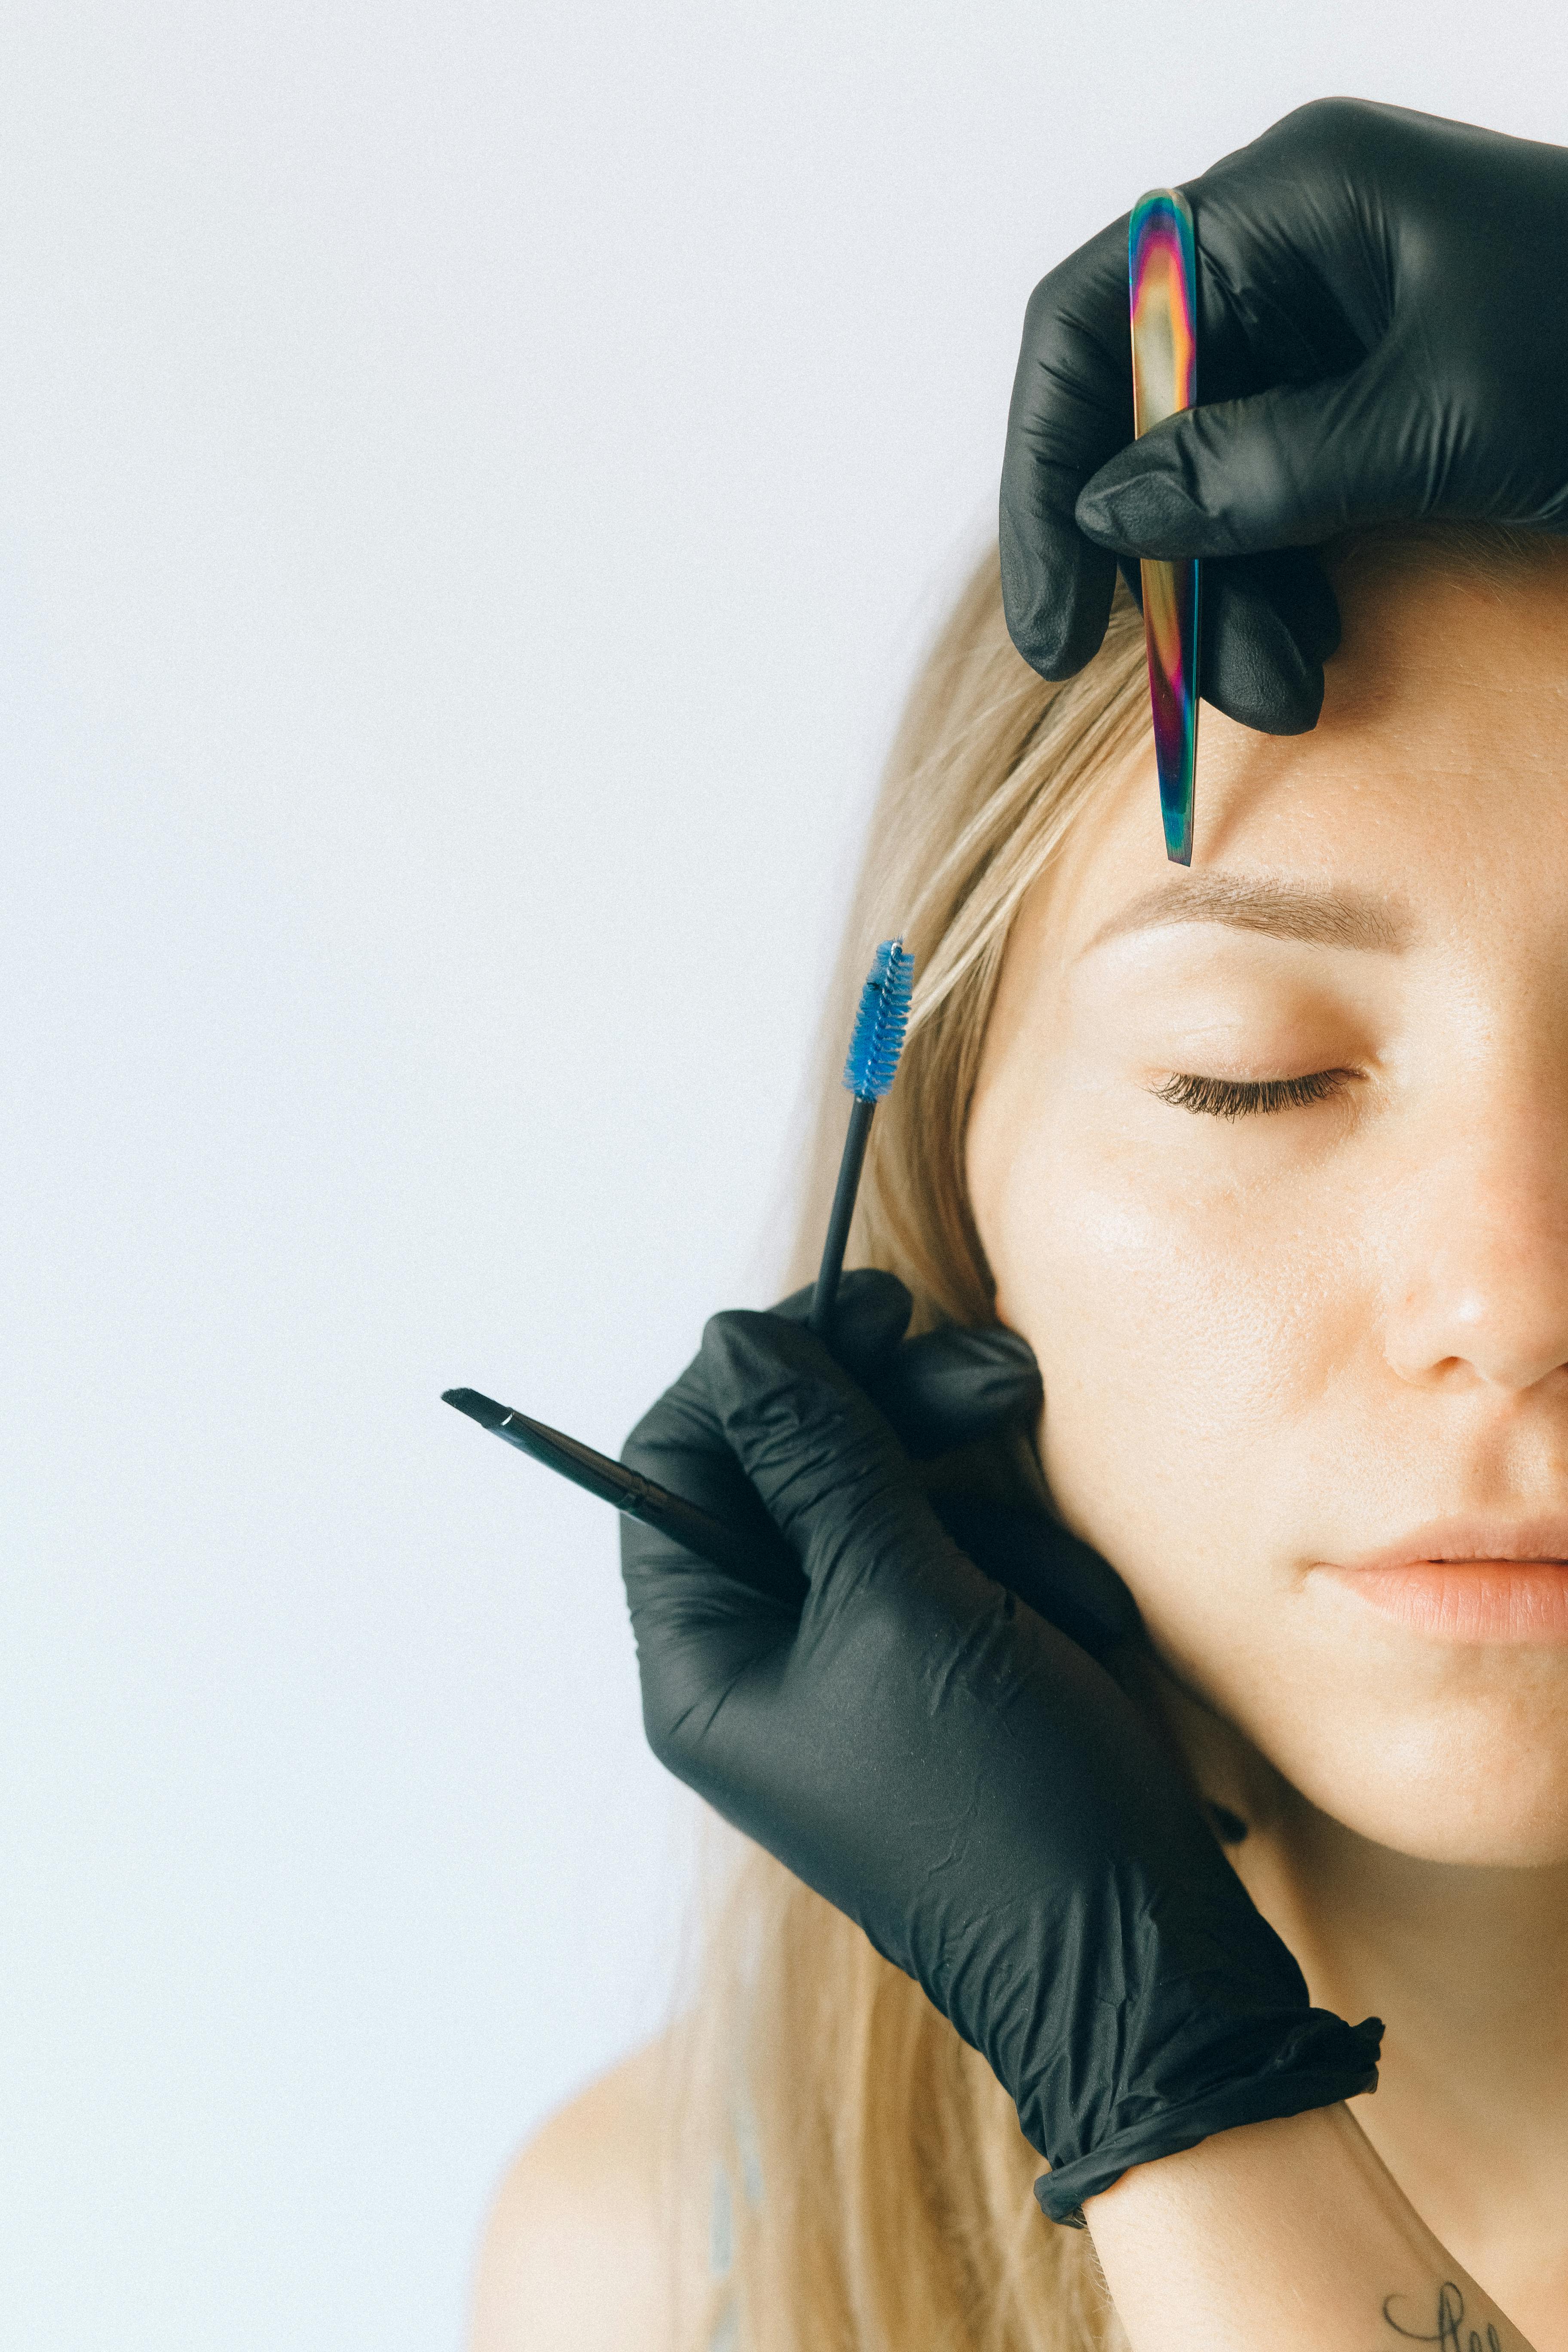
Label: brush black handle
xmin=442 ymin=1387 xmax=775 ymax=1582
xmin=808 ymin=1094 xmax=876 ymax=1338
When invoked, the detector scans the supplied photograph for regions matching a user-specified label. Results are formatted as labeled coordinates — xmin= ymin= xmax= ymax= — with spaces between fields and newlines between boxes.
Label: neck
xmin=1242 ymin=1789 xmax=1568 ymax=2324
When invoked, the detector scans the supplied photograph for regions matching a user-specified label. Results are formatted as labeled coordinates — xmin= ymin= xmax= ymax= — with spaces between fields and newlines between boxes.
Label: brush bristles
xmin=842 ymin=936 xmax=914 ymax=1102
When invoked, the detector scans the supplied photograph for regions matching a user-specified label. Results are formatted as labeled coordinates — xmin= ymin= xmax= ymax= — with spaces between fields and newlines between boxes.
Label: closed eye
xmin=1152 ymin=1068 xmax=1358 ymax=1120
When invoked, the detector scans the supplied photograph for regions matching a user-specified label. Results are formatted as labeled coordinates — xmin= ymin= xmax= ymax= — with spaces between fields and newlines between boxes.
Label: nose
xmin=1384 ymin=1088 xmax=1568 ymax=1393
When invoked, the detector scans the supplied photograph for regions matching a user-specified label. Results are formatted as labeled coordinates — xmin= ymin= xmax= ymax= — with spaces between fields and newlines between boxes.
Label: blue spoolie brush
xmin=808 ymin=936 xmax=915 ymax=1338
xmin=441 ymin=933 xmax=915 ymax=1565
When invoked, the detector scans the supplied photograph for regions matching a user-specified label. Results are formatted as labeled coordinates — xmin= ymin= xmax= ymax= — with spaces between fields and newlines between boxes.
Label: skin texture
xmin=968 ymin=549 xmax=1568 ymax=2339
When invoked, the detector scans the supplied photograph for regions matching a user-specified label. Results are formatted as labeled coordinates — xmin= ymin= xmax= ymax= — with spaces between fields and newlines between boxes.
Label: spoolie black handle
xmin=808 ymin=1095 xmax=876 ymax=1338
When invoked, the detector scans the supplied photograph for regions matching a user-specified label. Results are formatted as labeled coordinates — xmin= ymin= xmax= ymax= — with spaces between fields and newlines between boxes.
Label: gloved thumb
xmin=768 ymin=1271 xmax=1042 ymax=1457
xmin=701 ymin=1306 xmax=952 ymax=1606
xmin=1121 ymin=544 xmax=1341 ymax=732
xmin=1074 ymin=347 xmax=1414 ymax=560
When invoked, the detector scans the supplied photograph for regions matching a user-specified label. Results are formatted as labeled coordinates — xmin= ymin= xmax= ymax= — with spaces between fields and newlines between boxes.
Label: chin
xmin=1242 ymin=1681 xmax=1568 ymax=1870
xmin=1143 ymin=1605 xmax=1568 ymax=1870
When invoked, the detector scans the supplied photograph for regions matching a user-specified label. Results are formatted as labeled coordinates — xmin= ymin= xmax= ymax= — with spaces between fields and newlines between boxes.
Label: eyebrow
xmin=1079 ymin=873 xmax=1412 ymax=959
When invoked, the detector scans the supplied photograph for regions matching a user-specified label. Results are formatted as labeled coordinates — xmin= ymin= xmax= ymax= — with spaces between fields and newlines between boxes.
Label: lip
xmin=1318 ymin=1519 xmax=1568 ymax=1643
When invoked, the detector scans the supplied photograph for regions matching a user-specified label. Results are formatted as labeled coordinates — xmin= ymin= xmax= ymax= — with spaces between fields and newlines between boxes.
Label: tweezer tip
xmin=1162 ymin=806 xmax=1194 ymax=864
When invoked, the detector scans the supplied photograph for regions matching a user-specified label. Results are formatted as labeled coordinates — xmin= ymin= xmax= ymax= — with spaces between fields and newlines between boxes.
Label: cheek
xmin=991 ymin=1097 xmax=1366 ymax=1573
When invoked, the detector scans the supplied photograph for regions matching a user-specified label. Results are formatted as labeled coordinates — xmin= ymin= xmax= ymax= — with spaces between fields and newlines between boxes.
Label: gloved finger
xmin=1114 ymin=545 xmax=1338 ymax=733
xmin=1199 ymin=547 xmax=1340 ymax=733
xmin=1000 ymin=504 xmax=1119 ymax=683
xmin=620 ymin=1465 xmax=804 ymax=1777
xmin=932 ymin=1497 xmax=1140 ymax=1660
xmin=999 ymin=215 xmax=1135 ymax=678
xmin=622 ymin=1356 xmax=807 ymax=1611
xmin=628 ymin=1268 xmax=909 ymax=1500
xmin=768 ymin=1272 xmax=1041 ymax=1455
xmin=767 ymin=1267 xmax=914 ymax=1381
xmin=869 ymin=1323 xmax=1041 ymax=1458
xmin=702 ymin=1308 xmax=958 ymax=1611
xmin=1074 ymin=349 xmax=1414 ymax=559
xmin=621 ymin=1268 xmax=915 ymax=1615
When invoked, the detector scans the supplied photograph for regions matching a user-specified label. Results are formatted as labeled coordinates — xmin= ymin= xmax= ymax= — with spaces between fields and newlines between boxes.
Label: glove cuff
xmin=1032 ymin=2010 xmax=1384 ymax=2228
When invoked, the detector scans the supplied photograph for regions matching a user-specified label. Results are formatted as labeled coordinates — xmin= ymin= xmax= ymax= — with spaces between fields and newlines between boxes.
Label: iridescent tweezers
xmin=1128 ymin=187 xmax=1200 ymax=865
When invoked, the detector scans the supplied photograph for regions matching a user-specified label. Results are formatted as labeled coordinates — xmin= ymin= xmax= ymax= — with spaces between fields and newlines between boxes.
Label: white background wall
xmin=3 ymin=4 xmax=1562 ymax=2344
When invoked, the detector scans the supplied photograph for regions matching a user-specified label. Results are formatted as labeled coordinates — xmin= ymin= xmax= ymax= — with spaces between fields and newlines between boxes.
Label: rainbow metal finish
xmin=1129 ymin=187 xmax=1200 ymax=865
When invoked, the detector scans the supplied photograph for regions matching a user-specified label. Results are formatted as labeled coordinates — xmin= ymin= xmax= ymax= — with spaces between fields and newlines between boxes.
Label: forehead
xmin=1037 ymin=554 xmax=1568 ymax=967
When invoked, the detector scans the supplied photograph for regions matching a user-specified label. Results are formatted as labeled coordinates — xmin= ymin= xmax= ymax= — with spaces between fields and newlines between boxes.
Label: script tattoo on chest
xmin=1382 ymin=2282 xmax=1504 ymax=2352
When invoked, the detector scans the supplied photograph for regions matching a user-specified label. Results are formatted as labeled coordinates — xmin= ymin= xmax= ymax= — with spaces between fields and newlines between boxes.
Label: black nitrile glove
xmin=621 ymin=1271 xmax=1381 ymax=2223
xmin=1000 ymin=98 xmax=1568 ymax=732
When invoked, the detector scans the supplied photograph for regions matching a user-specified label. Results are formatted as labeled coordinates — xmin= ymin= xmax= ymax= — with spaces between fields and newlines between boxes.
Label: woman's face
xmin=968 ymin=554 xmax=1568 ymax=1867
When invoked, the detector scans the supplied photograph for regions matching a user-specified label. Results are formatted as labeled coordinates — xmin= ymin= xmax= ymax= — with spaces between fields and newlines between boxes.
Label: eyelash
xmin=1153 ymin=1068 xmax=1356 ymax=1120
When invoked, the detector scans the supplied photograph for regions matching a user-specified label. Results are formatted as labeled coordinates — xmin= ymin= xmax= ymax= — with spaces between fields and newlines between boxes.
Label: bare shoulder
xmin=468 ymin=2030 xmax=702 ymax=2352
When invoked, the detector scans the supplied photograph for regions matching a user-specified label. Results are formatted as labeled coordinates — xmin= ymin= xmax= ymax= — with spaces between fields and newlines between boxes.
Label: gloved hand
xmin=621 ymin=1270 xmax=1381 ymax=2223
xmin=1000 ymin=98 xmax=1568 ymax=732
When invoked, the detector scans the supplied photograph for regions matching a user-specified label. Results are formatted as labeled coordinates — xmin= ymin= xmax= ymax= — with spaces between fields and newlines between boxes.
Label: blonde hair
xmin=669 ymin=549 xmax=1147 ymax=2352
xmin=667 ymin=523 xmax=1562 ymax=2352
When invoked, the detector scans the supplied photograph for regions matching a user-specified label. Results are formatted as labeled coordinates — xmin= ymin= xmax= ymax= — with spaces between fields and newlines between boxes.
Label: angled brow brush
xmin=441 ymin=936 xmax=915 ymax=1562
xmin=808 ymin=934 xmax=915 ymax=1336
xmin=440 ymin=1386 xmax=779 ymax=1579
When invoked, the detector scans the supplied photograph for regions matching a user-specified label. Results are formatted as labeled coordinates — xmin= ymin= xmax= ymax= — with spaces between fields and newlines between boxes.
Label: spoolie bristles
xmin=842 ymin=937 xmax=914 ymax=1102
xmin=810 ymin=935 xmax=916 ymax=1336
